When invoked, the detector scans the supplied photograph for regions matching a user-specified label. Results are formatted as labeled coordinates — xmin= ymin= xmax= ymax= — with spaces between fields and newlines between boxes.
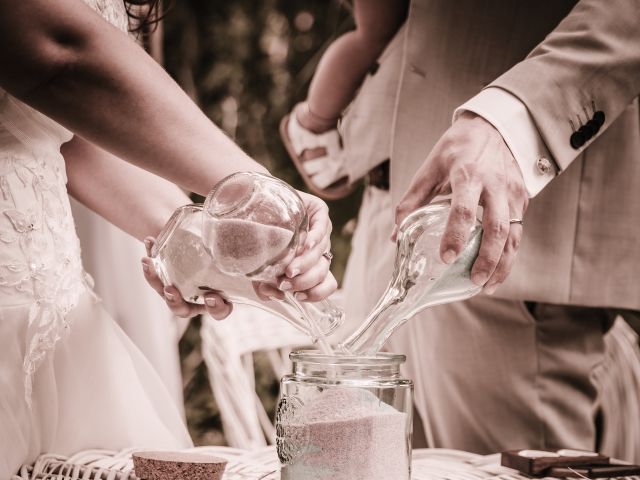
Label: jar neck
xmin=291 ymin=351 xmax=405 ymax=381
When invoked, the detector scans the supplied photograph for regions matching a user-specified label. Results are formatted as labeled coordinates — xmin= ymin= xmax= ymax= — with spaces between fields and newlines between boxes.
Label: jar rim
xmin=290 ymin=350 xmax=406 ymax=366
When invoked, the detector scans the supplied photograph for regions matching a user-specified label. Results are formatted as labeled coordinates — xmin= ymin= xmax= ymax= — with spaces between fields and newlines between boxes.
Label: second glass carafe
xmin=337 ymin=201 xmax=484 ymax=355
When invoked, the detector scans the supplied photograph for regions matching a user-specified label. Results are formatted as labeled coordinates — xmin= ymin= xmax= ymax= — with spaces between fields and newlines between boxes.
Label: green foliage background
xmin=162 ymin=0 xmax=363 ymax=445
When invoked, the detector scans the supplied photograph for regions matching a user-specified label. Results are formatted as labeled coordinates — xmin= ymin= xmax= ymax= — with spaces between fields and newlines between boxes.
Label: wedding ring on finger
xmin=509 ymin=218 xmax=524 ymax=226
xmin=322 ymin=251 xmax=333 ymax=263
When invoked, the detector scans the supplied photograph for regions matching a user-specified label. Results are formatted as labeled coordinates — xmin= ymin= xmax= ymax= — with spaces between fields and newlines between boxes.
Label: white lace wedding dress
xmin=0 ymin=1 xmax=192 ymax=477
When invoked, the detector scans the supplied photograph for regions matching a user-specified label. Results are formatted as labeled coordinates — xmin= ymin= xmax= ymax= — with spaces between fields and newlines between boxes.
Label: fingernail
xmin=295 ymin=292 xmax=308 ymax=301
xmin=144 ymin=238 xmax=152 ymax=248
xmin=205 ymin=297 xmax=217 ymax=308
xmin=280 ymin=281 xmax=293 ymax=291
xmin=163 ymin=289 xmax=175 ymax=302
xmin=306 ymin=240 xmax=316 ymax=251
xmin=472 ymin=271 xmax=489 ymax=286
xmin=443 ymin=250 xmax=457 ymax=264
xmin=287 ymin=268 xmax=300 ymax=278
xmin=141 ymin=259 xmax=150 ymax=273
xmin=390 ymin=225 xmax=398 ymax=241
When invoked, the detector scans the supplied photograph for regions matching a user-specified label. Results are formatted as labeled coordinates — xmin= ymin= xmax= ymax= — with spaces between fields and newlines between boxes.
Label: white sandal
xmin=279 ymin=106 xmax=355 ymax=200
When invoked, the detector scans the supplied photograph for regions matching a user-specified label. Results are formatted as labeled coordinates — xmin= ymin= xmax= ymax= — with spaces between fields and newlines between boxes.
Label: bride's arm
xmin=0 ymin=0 xmax=267 ymax=195
xmin=63 ymin=137 xmax=190 ymax=241
xmin=0 ymin=0 xmax=337 ymax=306
xmin=64 ymin=136 xmax=233 ymax=318
xmin=64 ymin=136 xmax=337 ymax=316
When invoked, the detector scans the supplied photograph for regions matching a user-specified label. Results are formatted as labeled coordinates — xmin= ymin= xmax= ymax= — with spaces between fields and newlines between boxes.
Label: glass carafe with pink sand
xmin=151 ymin=172 xmax=344 ymax=345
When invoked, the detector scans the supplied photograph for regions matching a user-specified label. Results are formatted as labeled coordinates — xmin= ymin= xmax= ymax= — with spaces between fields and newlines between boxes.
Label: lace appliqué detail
xmin=82 ymin=0 xmax=129 ymax=33
xmin=0 ymin=152 xmax=90 ymax=405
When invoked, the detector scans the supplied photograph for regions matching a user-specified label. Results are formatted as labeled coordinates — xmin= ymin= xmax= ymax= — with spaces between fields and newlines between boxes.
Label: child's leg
xmin=298 ymin=0 xmax=408 ymax=133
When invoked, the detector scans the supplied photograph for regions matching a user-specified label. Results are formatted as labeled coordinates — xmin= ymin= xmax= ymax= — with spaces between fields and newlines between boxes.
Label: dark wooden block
xmin=501 ymin=449 xmax=609 ymax=475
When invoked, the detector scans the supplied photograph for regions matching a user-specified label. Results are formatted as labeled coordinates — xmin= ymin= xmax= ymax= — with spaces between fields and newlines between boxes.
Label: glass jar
xmin=276 ymin=351 xmax=413 ymax=480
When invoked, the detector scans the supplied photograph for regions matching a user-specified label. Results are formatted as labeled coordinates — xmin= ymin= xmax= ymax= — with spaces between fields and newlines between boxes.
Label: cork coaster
xmin=132 ymin=451 xmax=227 ymax=480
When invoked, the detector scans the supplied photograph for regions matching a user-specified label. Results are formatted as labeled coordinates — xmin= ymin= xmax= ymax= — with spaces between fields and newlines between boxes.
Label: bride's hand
xmin=259 ymin=191 xmax=337 ymax=302
xmin=141 ymin=237 xmax=233 ymax=320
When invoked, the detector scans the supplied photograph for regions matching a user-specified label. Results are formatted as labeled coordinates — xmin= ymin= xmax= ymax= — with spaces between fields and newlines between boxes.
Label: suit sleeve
xmin=488 ymin=0 xmax=640 ymax=172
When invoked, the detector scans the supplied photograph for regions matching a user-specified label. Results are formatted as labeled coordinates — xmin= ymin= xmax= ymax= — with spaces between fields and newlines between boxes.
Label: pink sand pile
xmin=280 ymin=388 xmax=408 ymax=480
xmin=204 ymin=218 xmax=292 ymax=275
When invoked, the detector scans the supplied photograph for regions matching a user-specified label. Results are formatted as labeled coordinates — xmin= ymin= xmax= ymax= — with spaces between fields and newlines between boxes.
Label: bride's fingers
xmin=284 ymin=235 xmax=330 ymax=279
xmin=141 ymin=257 xmax=165 ymax=296
xmin=296 ymin=230 xmax=308 ymax=256
xmin=143 ymin=236 xmax=156 ymax=257
xmin=302 ymin=196 xmax=331 ymax=251
xmin=203 ymin=292 xmax=233 ymax=320
xmin=280 ymin=254 xmax=331 ymax=293
xmin=162 ymin=285 xmax=198 ymax=318
xmin=297 ymin=272 xmax=338 ymax=302
xmin=305 ymin=214 xmax=331 ymax=251
xmin=143 ymin=245 xmax=233 ymax=319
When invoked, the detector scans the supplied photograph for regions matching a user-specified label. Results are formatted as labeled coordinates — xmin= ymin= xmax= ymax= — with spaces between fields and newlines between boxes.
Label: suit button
xmin=593 ymin=110 xmax=605 ymax=127
xmin=579 ymin=124 xmax=595 ymax=139
xmin=536 ymin=156 xmax=553 ymax=175
xmin=586 ymin=119 xmax=600 ymax=135
xmin=570 ymin=131 xmax=586 ymax=149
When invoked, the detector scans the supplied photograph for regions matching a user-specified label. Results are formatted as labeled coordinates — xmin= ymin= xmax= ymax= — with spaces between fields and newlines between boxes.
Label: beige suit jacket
xmin=343 ymin=0 xmax=640 ymax=310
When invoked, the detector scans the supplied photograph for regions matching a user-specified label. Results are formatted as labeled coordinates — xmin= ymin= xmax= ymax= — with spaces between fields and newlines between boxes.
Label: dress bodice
xmin=0 ymin=0 xmax=129 ymax=401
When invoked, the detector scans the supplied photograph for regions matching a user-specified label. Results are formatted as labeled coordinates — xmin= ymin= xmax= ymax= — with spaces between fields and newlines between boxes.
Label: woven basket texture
xmin=14 ymin=447 xmax=640 ymax=480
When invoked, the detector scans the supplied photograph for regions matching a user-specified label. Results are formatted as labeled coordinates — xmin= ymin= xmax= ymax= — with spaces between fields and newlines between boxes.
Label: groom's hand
xmin=394 ymin=112 xmax=529 ymax=293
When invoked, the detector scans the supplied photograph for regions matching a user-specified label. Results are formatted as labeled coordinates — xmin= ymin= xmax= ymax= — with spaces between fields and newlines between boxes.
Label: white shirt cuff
xmin=453 ymin=88 xmax=556 ymax=198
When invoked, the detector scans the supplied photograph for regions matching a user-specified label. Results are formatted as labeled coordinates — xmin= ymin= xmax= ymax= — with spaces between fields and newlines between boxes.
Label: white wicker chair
xmin=200 ymin=304 xmax=311 ymax=449
xmin=23 ymin=446 xmax=640 ymax=480
xmin=13 ymin=447 xmax=279 ymax=480
xmin=596 ymin=316 xmax=640 ymax=463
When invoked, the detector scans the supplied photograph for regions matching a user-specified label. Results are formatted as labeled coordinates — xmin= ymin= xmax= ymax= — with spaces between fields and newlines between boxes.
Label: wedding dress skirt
xmin=71 ymin=199 xmax=186 ymax=412
xmin=0 ymin=1 xmax=192 ymax=473
xmin=0 ymin=292 xmax=192 ymax=477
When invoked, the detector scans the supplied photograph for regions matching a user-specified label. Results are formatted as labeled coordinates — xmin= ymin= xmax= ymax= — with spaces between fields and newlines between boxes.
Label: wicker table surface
xmin=13 ymin=447 xmax=640 ymax=480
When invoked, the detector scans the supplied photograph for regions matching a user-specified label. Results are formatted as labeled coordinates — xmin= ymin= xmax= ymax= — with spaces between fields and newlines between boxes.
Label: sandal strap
xmin=288 ymin=113 xmax=342 ymax=157
xmin=287 ymin=113 xmax=348 ymax=190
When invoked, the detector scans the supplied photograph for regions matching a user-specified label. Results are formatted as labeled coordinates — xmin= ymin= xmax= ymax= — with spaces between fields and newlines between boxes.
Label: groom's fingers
xmin=470 ymin=191 xmax=509 ymax=286
xmin=483 ymin=223 xmax=522 ymax=294
xmin=394 ymin=164 xmax=440 ymax=234
xmin=440 ymin=182 xmax=482 ymax=264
